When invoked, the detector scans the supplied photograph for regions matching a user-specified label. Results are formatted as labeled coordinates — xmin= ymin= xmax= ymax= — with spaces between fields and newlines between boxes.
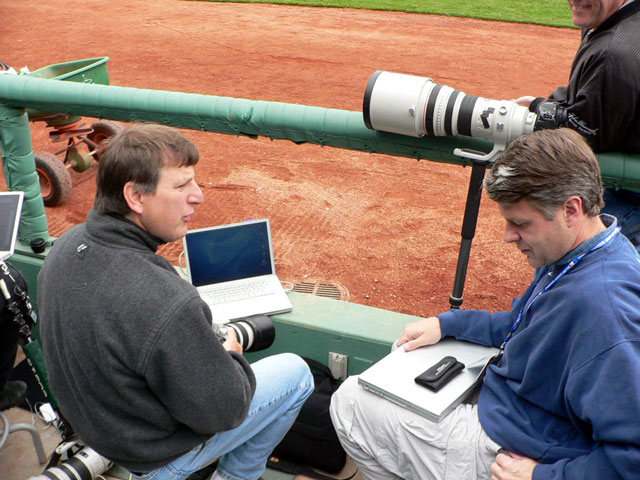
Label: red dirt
xmin=0 ymin=1 xmax=580 ymax=317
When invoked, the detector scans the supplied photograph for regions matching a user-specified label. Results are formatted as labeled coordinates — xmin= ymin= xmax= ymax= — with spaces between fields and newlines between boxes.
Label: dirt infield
xmin=1 ymin=1 xmax=580 ymax=316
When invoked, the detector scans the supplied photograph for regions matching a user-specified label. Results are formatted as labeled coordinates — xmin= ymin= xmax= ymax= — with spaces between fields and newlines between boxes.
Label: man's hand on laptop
xmin=397 ymin=316 xmax=442 ymax=352
xmin=222 ymin=327 xmax=243 ymax=354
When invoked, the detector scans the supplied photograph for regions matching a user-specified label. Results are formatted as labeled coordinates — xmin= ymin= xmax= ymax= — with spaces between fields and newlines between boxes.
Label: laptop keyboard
xmin=200 ymin=278 xmax=273 ymax=305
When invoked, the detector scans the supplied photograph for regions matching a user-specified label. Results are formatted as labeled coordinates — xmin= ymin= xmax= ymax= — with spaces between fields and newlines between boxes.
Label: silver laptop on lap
xmin=358 ymin=338 xmax=498 ymax=422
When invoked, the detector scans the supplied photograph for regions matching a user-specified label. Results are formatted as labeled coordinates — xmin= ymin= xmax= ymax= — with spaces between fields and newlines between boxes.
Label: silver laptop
xmin=358 ymin=338 xmax=499 ymax=422
xmin=183 ymin=218 xmax=292 ymax=324
xmin=0 ymin=191 xmax=24 ymax=262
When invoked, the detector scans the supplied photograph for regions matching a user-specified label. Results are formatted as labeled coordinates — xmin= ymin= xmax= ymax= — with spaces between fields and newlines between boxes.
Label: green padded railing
xmin=2 ymin=74 xmax=640 ymax=243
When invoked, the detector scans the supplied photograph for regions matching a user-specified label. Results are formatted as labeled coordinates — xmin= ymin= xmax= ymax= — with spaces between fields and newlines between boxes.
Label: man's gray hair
xmin=484 ymin=128 xmax=604 ymax=219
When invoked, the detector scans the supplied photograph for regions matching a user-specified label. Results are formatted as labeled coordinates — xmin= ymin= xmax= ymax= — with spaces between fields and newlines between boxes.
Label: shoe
xmin=0 ymin=380 xmax=28 ymax=410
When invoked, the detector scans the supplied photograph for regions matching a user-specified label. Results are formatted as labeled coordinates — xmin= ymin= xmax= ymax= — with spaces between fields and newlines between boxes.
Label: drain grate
xmin=292 ymin=281 xmax=350 ymax=301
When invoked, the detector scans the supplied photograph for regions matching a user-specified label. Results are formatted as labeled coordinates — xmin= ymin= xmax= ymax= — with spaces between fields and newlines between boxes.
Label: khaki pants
xmin=330 ymin=376 xmax=501 ymax=480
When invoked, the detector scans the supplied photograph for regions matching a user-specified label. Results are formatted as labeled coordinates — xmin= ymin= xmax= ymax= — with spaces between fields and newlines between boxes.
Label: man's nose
xmin=189 ymin=183 xmax=204 ymax=204
xmin=504 ymin=225 xmax=519 ymax=243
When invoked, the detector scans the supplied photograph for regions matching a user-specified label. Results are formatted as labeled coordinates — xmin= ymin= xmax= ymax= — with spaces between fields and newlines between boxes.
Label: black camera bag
xmin=269 ymin=357 xmax=347 ymax=476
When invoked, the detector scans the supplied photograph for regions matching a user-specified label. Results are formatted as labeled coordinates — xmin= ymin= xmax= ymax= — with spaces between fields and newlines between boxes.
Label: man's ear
xmin=564 ymin=195 xmax=583 ymax=226
xmin=123 ymin=182 xmax=144 ymax=215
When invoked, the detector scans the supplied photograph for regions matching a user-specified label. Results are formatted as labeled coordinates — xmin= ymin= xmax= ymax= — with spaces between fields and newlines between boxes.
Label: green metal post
xmin=0 ymin=103 xmax=49 ymax=243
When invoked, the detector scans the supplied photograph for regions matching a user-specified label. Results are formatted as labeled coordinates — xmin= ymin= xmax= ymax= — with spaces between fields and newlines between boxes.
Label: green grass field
xmin=203 ymin=0 xmax=575 ymax=28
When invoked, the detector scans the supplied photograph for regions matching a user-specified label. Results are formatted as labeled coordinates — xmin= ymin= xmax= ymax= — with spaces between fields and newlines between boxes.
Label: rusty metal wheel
xmin=35 ymin=151 xmax=72 ymax=206
xmin=87 ymin=120 xmax=124 ymax=160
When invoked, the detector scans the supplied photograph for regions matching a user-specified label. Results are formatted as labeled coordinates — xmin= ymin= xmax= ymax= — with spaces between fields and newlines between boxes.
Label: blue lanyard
xmin=499 ymin=226 xmax=620 ymax=352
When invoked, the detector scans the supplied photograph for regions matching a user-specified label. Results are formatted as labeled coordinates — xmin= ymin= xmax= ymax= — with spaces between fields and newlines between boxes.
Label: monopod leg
xmin=449 ymin=159 xmax=489 ymax=309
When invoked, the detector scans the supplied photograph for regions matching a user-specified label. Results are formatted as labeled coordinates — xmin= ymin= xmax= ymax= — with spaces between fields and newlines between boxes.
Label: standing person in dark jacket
xmin=518 ymin=0 xmax=640 ymax=250
xmin=330 ymin=129 xmax=640 ymax=480
xmin=38 ymin=123 xmax=313 ymax=480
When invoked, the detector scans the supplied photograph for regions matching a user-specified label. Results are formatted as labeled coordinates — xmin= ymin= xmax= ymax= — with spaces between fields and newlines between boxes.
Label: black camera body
xmin=533 ymin=100 xmax=568 ymax=131
xmin=215 ymin=314 xmax=275 ymax=352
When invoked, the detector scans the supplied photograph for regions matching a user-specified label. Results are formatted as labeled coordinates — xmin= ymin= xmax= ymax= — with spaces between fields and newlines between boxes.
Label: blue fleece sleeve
xmin=438 ymin=308 xmax=514 ymax=348
xmin=533 ymin=341 xmax=640 ymax=480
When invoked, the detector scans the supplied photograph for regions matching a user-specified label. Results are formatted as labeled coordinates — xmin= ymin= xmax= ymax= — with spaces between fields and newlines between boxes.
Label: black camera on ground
xmin=214 ymin=314 xmax=276 ymax=352
xmin=28 ymin=446 xmax=112 ymax=480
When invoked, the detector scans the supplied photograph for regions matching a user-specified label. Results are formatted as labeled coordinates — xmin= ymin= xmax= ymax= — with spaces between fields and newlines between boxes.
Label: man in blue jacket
xmin=330 ymin=128 xmax=640 ymax=480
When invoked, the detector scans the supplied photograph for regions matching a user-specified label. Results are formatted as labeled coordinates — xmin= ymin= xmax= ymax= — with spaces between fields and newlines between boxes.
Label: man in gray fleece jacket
xmin=38 ymin=123 xmax=313 ymax=480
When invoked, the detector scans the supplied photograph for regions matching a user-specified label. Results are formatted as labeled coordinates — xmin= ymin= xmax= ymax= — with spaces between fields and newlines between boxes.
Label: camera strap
xmin=0 ymin=260 xmax=37 ymax=337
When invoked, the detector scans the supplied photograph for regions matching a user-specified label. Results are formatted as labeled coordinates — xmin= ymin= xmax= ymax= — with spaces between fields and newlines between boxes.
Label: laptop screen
xmin=185 ymin=220 xmax=274 ymax=287
xmin=0 ymin=192 xmax=24 ymax=261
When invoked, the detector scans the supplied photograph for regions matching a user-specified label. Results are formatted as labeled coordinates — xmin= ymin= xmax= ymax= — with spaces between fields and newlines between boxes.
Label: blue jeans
xmin=603 ymin=189 xmax=640 ymax=252
xmin=134 ymin=353 xmax=314 ymax=480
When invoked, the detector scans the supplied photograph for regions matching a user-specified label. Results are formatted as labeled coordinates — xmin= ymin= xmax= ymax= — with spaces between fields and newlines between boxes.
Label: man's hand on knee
xmin=490 ymin=451 xmax=538 ymax=480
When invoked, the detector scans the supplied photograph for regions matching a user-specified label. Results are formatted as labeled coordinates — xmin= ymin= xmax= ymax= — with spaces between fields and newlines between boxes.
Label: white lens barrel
xmin=363 ymin=70 xmax=537 ymax=146
xmin=426 ymin=84 xmax=464 ymax=137
xmin=467 ymin=98 xmax=536 ymax=144
xmin=364 ymin=71 xmax=435 ymax=137
xmin=229 ymin=322 xmax=254 ymax=351
xmin=27 ymin=447 xmax=111 ymax=480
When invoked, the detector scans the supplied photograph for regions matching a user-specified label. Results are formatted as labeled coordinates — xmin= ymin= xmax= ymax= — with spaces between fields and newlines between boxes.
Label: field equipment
xmin=1 ymin=58 xmax=122 ymax=206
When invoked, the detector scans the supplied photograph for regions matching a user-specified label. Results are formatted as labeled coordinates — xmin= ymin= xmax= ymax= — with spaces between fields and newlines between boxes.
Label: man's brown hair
xmin=94 ymin=123 xmax=199 ymax=215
